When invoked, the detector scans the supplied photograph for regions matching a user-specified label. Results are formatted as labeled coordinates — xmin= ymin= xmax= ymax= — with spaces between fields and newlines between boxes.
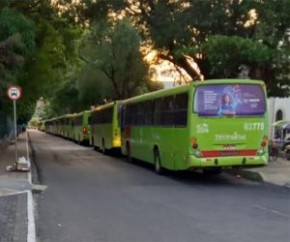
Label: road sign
xmin=6 ymin=86 xmax=22 ymax=163
xmin=7 ymin=86 xmax=22 ymax=101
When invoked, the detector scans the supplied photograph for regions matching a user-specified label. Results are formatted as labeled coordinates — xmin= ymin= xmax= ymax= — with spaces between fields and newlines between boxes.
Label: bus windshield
xmin=194 ymin=84 xmax=266 ymax=117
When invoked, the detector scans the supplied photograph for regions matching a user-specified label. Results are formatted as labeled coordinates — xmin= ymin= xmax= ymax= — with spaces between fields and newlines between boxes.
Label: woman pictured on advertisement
xmin=218 ymin=93 xmax=236 ymax=116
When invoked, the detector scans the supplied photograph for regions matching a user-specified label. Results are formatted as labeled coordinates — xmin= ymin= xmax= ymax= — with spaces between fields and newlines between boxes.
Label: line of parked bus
xmin=43 ymin=79 xmax=270 ymax=175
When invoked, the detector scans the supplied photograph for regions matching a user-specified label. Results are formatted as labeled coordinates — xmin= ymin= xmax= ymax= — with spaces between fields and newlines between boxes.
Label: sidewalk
xmin=0 ymin=132 xmax=34 ymax=242
xmin=230 ymin=157 xmax=290 ymax=189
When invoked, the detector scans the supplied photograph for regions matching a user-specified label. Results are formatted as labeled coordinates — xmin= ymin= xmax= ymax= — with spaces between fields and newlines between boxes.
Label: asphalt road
xmin=29 ymin=130 xmax=290 ymax=242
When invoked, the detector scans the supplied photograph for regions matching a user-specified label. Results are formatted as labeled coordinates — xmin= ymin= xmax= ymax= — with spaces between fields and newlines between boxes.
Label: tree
xmin=79 ymin=18 xmax=150 ymax=99
xmin=0 ymin=7 xmax=35 ymax=118
xmin=76 ymin=64 xmax=115 ymax=107
xmin=0 ymin=8 xmax=35 ymax=83
xmin=10 ymin=0 xmax=84 ymax=119
xmin=127 ymin=0 xmax=290 ymax=96
xmin=48 ymin=80 xmax=80 ymax=116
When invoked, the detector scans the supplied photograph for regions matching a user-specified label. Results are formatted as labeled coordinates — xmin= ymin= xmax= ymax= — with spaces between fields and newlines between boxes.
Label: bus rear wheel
xmin=154 ymin=150 xmax=163 ymax=175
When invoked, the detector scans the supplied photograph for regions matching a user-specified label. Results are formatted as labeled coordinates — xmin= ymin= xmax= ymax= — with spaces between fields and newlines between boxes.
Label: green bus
xmin=53 ymin=114 xmax=74 ymax=139
xmin=121 ymin=79 xmax=268 ymax=174
xmin=91 ymin=101 xmax=121 ymax=153
xmin=45 ymin=117 xmax=63 ymax=136
xmin=72 ymin=110 xmax=91 ymax=145
xmin=44 ymin=118 xmax=56 ymax=134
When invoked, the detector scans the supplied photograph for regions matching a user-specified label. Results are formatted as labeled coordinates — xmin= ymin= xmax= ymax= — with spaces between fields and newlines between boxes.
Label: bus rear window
xmin=194 ymin=84 xmax=266 ymax=116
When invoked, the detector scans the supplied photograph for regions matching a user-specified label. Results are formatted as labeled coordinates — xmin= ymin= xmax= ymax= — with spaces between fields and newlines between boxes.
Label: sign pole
xmin=7 ymin=85 xmax=22 ymax=164
xmin=13 ymin=99 xmax=18 ymax=163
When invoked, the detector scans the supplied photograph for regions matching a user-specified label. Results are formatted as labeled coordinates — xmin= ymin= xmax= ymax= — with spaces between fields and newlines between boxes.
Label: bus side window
xmin=143 ymin=101 xmax=153 ymax=125
xmin=154 ymin=98 xmax=163 ymax=126
xmin=174 ymin=93 xmax=188 ymax=127
xmin=125 ymin=104 xmax=134 ymax=126
xmin=131 ymin=105 xmax=137 ymax=125
xmin=137 ymin=103 xmax=144 ymax=126
xmin=164 ymin=96 xmax=175 ymax=126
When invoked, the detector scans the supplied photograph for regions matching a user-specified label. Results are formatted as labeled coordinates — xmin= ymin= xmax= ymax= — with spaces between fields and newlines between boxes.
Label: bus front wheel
xmin=154 ymin=150 xmax=163 ymax=175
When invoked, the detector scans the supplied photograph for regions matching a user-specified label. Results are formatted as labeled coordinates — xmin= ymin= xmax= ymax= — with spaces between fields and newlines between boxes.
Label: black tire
xmin=154 ymin=149 xmax=163 ymax=175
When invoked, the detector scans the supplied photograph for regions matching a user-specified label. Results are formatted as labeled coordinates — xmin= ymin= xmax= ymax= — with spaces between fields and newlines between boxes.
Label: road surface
xmin=29 ymin=130 xmax=290 ymax=242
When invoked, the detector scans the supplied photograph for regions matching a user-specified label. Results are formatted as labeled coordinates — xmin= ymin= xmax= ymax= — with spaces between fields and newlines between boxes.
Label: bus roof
xmin=122 ymin=79 xmax=265 ymax=104
xmin=73 ymin=110 xmax=91 ymax=118
xmin=92 ymin=101 xmax=120 ymax=112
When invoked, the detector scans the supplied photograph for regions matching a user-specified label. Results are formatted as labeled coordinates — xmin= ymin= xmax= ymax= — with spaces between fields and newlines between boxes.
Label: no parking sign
xmin=7 ymin=86 xmax=22 ymax=101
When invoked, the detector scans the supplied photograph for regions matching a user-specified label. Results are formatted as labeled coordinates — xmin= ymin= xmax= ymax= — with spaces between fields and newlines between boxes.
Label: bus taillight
xmin=82 ymin=127 xmax=88 ymax=135
xmin=191 ymin=137 xmax=197 ymax=149
xmin=191 ymin=136 xmax=202 ymax=157
xmin=261 ymin=141 xmax=267 ymax=147
xmin=261 ymin=135 xmax=268 ymax=147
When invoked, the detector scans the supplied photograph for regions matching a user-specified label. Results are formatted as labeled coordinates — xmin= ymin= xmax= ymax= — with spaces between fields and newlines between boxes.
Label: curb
xmin=25 ymin=131 xmax=37 ymax=242
xmin=227 ymin=169 xmax=290 ymax=190
xmin=283 ymin=183 xmax=290 ymax=189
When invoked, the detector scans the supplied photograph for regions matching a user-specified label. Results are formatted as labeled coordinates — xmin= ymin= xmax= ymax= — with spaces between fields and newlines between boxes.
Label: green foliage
xmin=0 ymin=34 xmax=25 ymax=84
xmin=73 ymin=0 xmax=128 ymax=24
xmin=149 ymin=1 xmax=183 ymax=49
xmin=23 ymin=18 xmax=67 ymax=97
xmin=0 ymin=1 xmax=83 ymax=123
xmin=29 ymin=117 xmax=40 ymax=128
xmin=20 ymin=15 xmax=83 ymax=118
xmin=49 ymin=80 xmax=80 ymax=116
xmin=0 ymin=8 xmax=35 ymax=53
xmin=3 ymin=0 xmax=290 ymax=124
xmin=76 ymin=63 xmax=115 ymax=107
xmin=131 ymin=0 xmax=290 ymax=96
xmin=79 ymin=18 xmax=149 ymax=99
xmin=203 ymin=35 xmax=273 ymax=77
xmin=203 ymin=34 xmax=289 ymax=96
xmin=0 ymin=7 xmax=36 ymax=121
xmin=0 ymin=0 xmax=9 ymax=10
xmin=0 ymin=8 xmax=35 ymax=87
